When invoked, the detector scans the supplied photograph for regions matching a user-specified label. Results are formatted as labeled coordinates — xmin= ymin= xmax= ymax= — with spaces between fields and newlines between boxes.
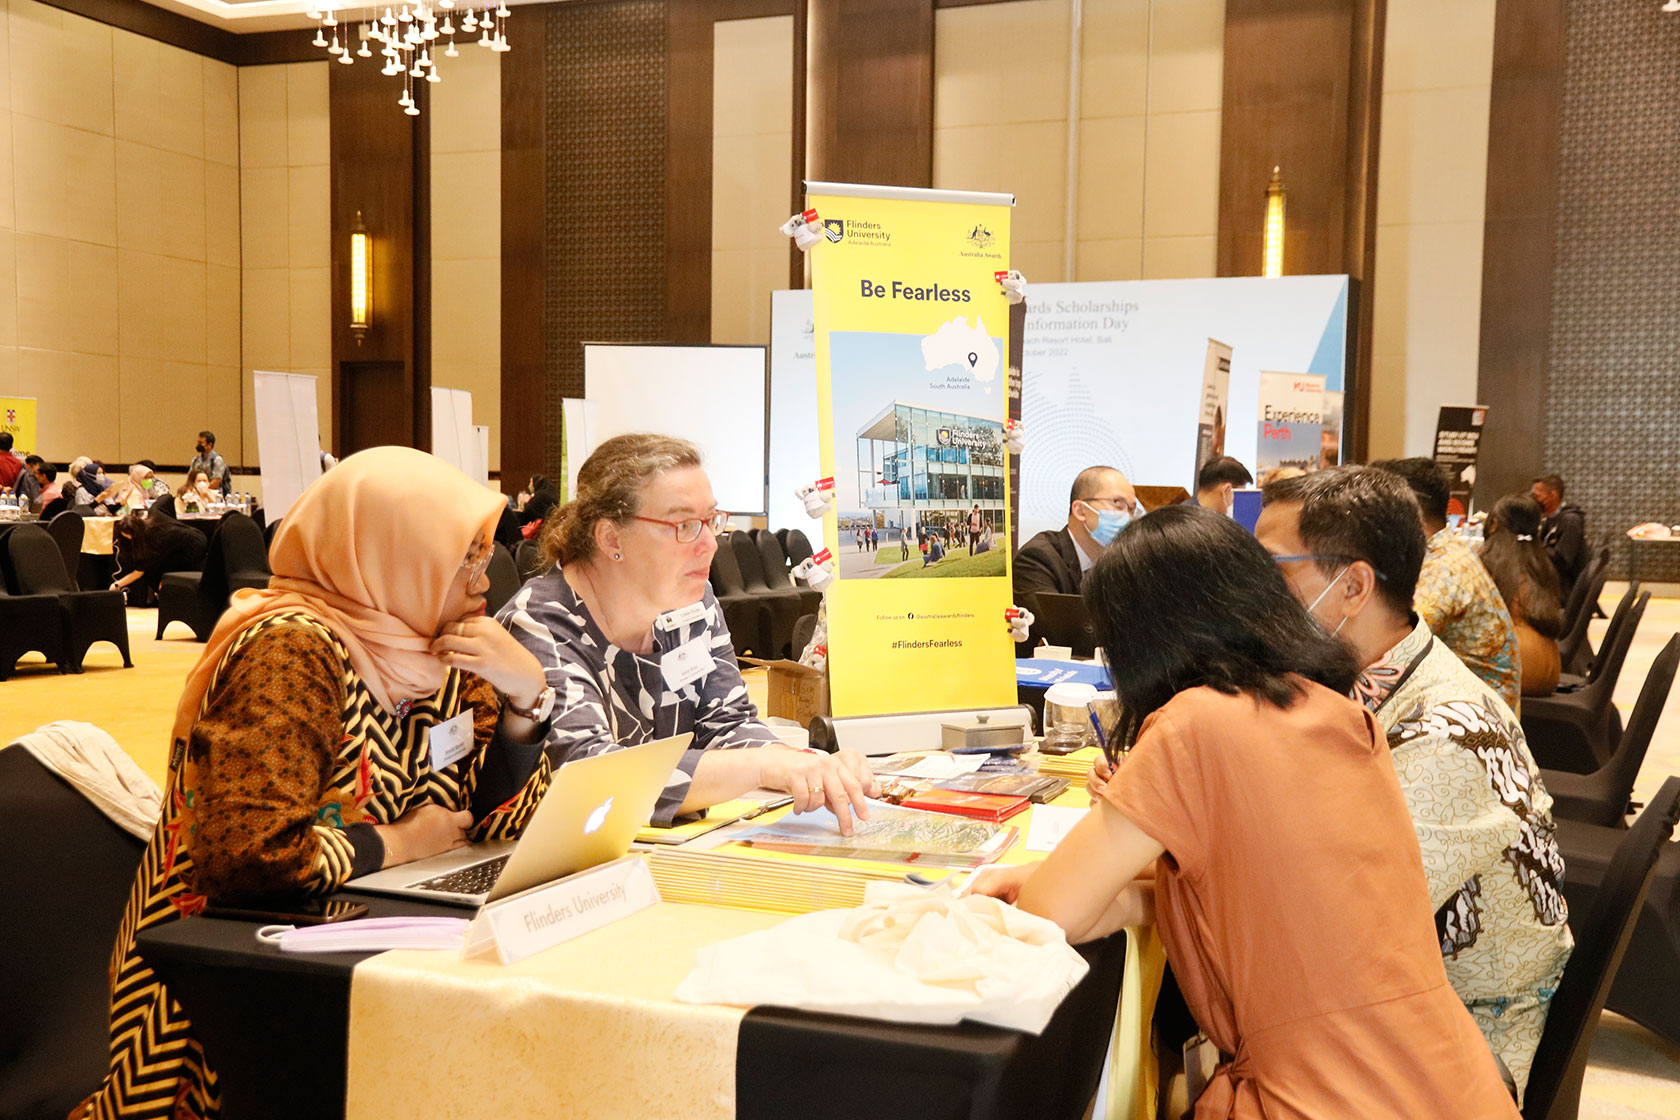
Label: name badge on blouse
xmin=661 ymin=636 xmax=714 ymax=691
xmin=426 ymin=709 xmax=475 ymax=772
xmin=655 ymin=601 xmax=708 ymax=632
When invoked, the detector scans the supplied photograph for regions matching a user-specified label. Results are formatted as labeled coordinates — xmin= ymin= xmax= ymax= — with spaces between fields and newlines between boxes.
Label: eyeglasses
xmin=459 ymin=539 xmax=494 ymax=582
xmin=1270 ymin=553 xmax=1388 ymax=582
xmin=633 ymin=510 xmax=729 ymax=543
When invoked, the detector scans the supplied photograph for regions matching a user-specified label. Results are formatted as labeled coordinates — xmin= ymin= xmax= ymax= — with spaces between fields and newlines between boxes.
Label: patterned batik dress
xmin=81 ymin=612 xmax=551 ymax=1120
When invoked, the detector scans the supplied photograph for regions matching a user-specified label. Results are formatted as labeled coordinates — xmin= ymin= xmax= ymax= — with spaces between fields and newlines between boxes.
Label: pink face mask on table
xmin=255 ymin=915 xmax=470 ymax=953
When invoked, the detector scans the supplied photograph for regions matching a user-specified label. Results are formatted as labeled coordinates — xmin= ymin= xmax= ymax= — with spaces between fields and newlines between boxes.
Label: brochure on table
xmin=807 ymin=182 xmax=1018 ymax=717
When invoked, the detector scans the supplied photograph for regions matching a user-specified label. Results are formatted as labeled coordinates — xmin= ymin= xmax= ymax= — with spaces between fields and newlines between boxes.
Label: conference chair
xmin=157 ymin=513 xmax=271 ymax=642
xmin=1543 ymin=633 xmax=1679 ymax=828
xmin=38 ymin=496 xmax=68 ymax=520
xmin=729 ymin=532 xmax=807 ymax=659
xmin=1558 ymin=548 xmax=1611 ymax=678
xmin=1557 ymin=806 xmax=1680 ymax=1051
xmin=0 ymin=580 xmax=69 ymax=680
xmin=1031 ymin=592 xmax=1098 ymax=658
xmin=514 ymin=538 xmax=544 ymax=584
xmin=1522 ymin=776 xmax=1680 ymax=1120
xmin=0 ymin=744 xmax=148 ymax=1120
xmin=708 ymin=540 xmax=773 ymax=659
xmin=756 ymin=530 xmax=821 ymax=616
xmin=5 ymin=524 xmax=131 ymax=673
xmin=485 ymin=543 xmax=519 ymax=615
xmin=45 ymin=510 xmax=83 ymax=591
xmin=1522 ymin=590 xmax=1648 ymax=774
xmin=791 ymin=614 xmax=817 ymax=662
xmin=779 ymin=527 xmax=815 ymax=568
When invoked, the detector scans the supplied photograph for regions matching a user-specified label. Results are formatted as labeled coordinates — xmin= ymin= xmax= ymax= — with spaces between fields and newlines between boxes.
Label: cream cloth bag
xmin=675 ymin=881 xmax=1089 ymax=1034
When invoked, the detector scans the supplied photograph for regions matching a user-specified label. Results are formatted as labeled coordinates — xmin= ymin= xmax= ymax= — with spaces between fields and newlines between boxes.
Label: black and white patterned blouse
xmin=497 ymin=569 xmax=779 ymax=824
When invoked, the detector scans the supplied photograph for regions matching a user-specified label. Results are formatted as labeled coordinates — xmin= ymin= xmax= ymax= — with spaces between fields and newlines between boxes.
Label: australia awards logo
xmin=823 ymin=219 xmax=845 ymax=243
xmin=965 ymin=223 xmax=994 ymax=250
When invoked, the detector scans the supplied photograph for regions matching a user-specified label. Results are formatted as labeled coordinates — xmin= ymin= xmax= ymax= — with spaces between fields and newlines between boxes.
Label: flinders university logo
xmin=823 ymin=219 xmax=845 ymax=243
xmin=965 ymin=223 xmax=994 ymax=249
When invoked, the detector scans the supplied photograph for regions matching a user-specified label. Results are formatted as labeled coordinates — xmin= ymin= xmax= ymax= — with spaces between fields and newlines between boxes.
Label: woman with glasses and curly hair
xmin=497 ymin=432 xmax=878 ymax=834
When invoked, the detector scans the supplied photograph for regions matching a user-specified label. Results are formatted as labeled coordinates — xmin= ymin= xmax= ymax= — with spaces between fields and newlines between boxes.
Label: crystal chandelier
xmin=308 ymin=2 xmax=510 ymax=116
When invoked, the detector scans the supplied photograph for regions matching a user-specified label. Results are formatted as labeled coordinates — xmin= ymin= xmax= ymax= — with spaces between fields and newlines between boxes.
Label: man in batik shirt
xmin=1259 ymin=467 xmax=1572 ymax=1104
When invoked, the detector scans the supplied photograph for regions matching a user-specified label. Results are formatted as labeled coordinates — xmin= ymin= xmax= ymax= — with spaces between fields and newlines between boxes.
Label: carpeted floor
xmin=4 ymin=586 xmax=1680 ymax=1116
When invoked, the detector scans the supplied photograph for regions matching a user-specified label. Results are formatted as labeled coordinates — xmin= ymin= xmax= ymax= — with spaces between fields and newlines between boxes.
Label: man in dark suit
xmin=1531 ymin=473 xmax=1587 ymax=598
xmin=1012 ymin=465 xmax=1138 ymax=653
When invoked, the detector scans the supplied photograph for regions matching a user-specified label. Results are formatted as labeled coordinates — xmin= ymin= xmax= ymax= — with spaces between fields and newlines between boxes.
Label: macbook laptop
xmin=344 ymin=733 xmax=692 ymax=908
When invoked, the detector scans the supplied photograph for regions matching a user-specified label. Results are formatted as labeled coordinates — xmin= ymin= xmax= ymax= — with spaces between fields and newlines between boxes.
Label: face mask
xmin=255 ymin=915 xmax=469 ymax=953
xmin=140 ymin=479 xmax=153 ymax=491
xmin=1307 ymin=564 xmax=1351 ymax=636
xmin=1081 ymin=503 xmax=1133 ymax=547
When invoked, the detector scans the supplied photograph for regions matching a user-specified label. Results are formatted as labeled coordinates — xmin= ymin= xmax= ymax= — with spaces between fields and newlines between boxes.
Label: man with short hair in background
xmin=1375 ymin=457 xmax=1522 ymax=712
xmin=14 ymin=453 xmax=43 ymax=505
xmin=1531 ymin=474 xmax=1587 ymax=599
xmin=1257 ymin=466 xmax=1570 ymax=1104
xmin=1011 ymin=464 xmax=1139 ymax=651
xmin=1193 ymin=455 xmax=1253 ymax=516
xmin=189 ymin=430 xmax=229 ymax=492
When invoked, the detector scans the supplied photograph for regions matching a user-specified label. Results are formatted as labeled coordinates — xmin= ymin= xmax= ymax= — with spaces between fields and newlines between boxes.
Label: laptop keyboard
xmin=410 ymin=855 xmax=510 ymax=897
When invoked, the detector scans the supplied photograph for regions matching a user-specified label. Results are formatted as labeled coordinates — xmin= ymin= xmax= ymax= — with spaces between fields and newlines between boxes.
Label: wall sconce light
xmin=350 ymin=210 xmax=372 ymax=343
xmin=1262 ymin=167 xmax=1285 ymax=278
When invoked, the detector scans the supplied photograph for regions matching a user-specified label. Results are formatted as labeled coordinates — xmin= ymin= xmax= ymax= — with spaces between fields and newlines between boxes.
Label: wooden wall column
xmin=1216 ymin=0 xmax=1386 ymax=461
xmin=804 ymin=0 xmax=934 ymax=189
xmin=330 ymin=60 xmax=430 ymax=455
xmin=1474 ymin=0 xmax=1565 ymax=506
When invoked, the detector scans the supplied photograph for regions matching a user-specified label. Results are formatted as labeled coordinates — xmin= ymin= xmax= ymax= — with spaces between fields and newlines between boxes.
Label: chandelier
xmin=308 ymin=2 xmax=511 ymax=116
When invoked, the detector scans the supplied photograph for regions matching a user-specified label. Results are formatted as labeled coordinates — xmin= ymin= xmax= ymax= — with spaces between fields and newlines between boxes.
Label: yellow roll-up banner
xmin=1 ymin=397 xmax=37 ymax=454
xmin=807 ymin=183 xmax=1016 ymax=716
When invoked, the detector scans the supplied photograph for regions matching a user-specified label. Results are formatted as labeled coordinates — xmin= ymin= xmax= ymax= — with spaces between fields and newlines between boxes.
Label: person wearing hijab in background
xmin=79 ymin=447 xmax=557 ymax=1120
xmin=71 ymin=458 xmax=107 ymax=507
xmin=105 ymin=463 xmax=163 ymax=514
xmin=519 ymin=474 xmax=560 ymax=527
xmin=1481 ymin=494 xmax=1566 ymax=697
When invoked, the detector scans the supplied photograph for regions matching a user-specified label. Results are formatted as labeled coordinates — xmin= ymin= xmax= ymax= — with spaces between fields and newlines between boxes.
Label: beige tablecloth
xmin=81 ymin=516 xmax=114 ymax=555
xmin=346 ymin=901 xmax=784 ymax=1120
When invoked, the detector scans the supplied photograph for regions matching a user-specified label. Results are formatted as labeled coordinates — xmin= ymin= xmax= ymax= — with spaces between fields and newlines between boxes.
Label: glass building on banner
xmin=853 ymin=401 xmax=1007 ymax=533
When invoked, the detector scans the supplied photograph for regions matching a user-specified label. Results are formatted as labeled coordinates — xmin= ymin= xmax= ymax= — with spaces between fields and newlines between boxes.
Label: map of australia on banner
xmin=922 ymin=316 xmax=1000 ymax=390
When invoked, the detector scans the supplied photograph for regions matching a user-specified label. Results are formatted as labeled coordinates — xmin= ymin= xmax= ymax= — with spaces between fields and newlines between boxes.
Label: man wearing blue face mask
xmin=1013 ymin=464 xmax=1139 ymax=652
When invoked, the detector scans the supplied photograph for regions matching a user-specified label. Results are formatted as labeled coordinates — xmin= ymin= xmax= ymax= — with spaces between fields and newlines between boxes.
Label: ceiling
xmin=140 ymin=0 xmax=540 ymax=36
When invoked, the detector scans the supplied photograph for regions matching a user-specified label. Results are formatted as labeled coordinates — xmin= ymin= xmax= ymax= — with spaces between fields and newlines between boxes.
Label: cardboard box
xmin=740 ymin=658 xmax=831 ymax=727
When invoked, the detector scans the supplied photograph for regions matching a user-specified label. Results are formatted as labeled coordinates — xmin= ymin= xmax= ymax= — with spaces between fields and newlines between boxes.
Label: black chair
xmin=151 ymin=493 xmax=176 ymax=519
xmin=779 ymin=527 xmax=816 ymax=568
xmin=6 ymin=524 xmax=131 ymax=672
xmin=709 ymin=540 xmax=773 ymax=659
xmin=1522 ymin=590 xmax=1648 ymax=773
xmin=46 ymin=510 xmax=84 ymax=592
xmin=730 ymin=532 xmax=807 ymax=659
xmin=1544 ymin=633 xmax=1680 ymax=828
xmin=157 ymin=514 xmax=270 ymax=642
xmin=1557 ymin=810 xmax=1680 ymax=1051
xmin=514 ymin=538 xmax=544 ymax=584
xmin=791 ymin=613 xmax=818 ymax=661
xmin=485 ymin=543 xmax=519 ymax=615
xmin=756 ymin=530 xmax=821 ymax=616
xmin=38 ymin=495 xmax=68 ymax=520
xmin=1523 ymin=776 xmax=1680 ymax=1119
xmin=263 ymin=517 xmax=282 ymax=551
xmin=1031 ymin=592 xmax=1097 ymax=658
xmin=0 ymin=744 xmax=148 ymax=1120
xmin=0 ymin=580 xmax=70 ymax=680
xmin=1557 ymin=548 xmax=1611 ymax=677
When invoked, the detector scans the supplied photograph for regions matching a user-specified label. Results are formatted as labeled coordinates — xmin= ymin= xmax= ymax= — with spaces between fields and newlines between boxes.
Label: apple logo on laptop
xmin=583 ymin=796 xmax=613 ymax=835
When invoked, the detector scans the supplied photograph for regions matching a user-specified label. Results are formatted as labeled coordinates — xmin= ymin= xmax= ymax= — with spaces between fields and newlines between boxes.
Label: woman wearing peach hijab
xmin=81 ymin=447 xmax=555 ymax=1120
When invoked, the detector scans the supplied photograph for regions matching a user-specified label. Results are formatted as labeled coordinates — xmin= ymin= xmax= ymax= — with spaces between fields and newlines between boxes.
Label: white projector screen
xmin=582 ymin=344 xmax=769 ymax=516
